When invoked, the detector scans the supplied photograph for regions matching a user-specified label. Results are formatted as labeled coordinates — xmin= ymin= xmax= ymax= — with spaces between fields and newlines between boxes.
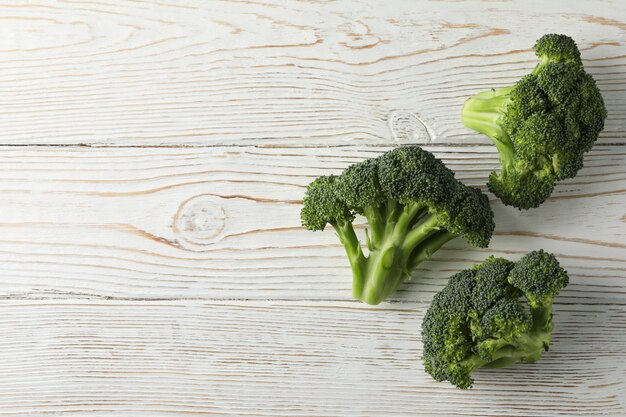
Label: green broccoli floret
xmin=301 ymin=146 xmax=495 ymax=305
xmin=461 ymin=34 xmax=607 ymax=209
xmin=421 ymin=250 xmax=569 ymax=388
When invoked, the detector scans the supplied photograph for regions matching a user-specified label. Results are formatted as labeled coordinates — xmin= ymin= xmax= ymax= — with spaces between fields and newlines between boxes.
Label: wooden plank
xmin=0 ymin=145 xmax=623 ymax=302
xmin=0 ymin=300 xmax=623 ymax=416
xmin=0 ymin=0 xmax=623 ymax=146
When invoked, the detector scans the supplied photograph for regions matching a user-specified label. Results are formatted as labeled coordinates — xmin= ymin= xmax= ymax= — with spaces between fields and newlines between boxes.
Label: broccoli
xmin=421 ymin=250 xmax=569 ymax=388
xmin=300 ymin=146 xmax=495 ymax=305
xmin=461 ymin=34 xmax=607 ymax=209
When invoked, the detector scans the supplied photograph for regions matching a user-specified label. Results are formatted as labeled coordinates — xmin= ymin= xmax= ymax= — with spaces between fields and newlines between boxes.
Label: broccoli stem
xmin=530 ymin=302 xmax=554 ymax=335
xmin=363 ymin=206 xmax=385 ymax=249
xmin=401 ymin=214 xmax=441 ymax=257
xmin=383 ymin=229 xmax=456 ymax=298
xmin=462 ymin=87 xmax=516 ymax=171
xmin=352 ymin=203 xmax=458 ymax=304
xmin=533 ymin=58 xmax=552 ymax=75
xmin=461 ymin=300 xmax=556 ymax=378
xmin=333 ymin=200 xmax=463 ymax=304
xmin=408 ymin=230 xmax=457 ymax=270
xmin=464 ymin=327 xmax=551 ymax=374
xmin=357 ymin=202 xmax=421 ymax=304
xmin=331 ymin=220 xmax=367 ymax=297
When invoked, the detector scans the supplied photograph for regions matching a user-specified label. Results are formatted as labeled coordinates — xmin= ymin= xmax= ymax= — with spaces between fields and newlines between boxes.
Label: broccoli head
xmin=461 ymin=34 xmax=607 ymax=209
xmin=422 ymin=250 xmax=569 ymax=388
xmin=301 ymin=146 xmax=495 ymax=305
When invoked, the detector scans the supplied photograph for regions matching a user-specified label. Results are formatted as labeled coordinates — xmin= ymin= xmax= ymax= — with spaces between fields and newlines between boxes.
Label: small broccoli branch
xmin=460 ymin=300 xmax=555 ymax=380
xmin=407 ymin=230 xmax=457 ymax=271
xmin=528 ymin=300 xmax=555 ymax=356
xmin=461 ymin=87 xmax=516 ymax=172
xmin=330 ymin=220 xmax=366 ymax=297
xmin=465 ymin=336 xmax=547 ymax=370
xmin=463 ymin=328 xmax=550 ymax=376
xmin=363 ymin=206 xmax=385 ymax=248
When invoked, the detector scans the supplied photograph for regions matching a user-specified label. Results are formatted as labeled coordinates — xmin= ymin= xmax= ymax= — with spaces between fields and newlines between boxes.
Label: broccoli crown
xmin=470 ymin=257 xmax=518 ymax=317
xmin=337 ymin=158 xmax=385 ymax=214
xmin=422 ymin=251 xmax=569 ymax=388
xmin=301 ymin=146 xmax=494 ymax=246
xmin=508 ymin=249 xmax=569 ymax=308
xmin=300 ymin=146 xmax=494 ymax=305
xmin=478 ymin=298 xmax=531 ymax=343
xmin=533 ymin=33 xmax=581 ymax=63
xmin=377 ymin=146 xmax=455 ymax=205
xmin=301 ymin=175 xmax=354 ymax=231
xmin=422 ymin=269 xmax=477 ymax=389
xmin=487 ymin=168 xmax=555 ymax=210
xmin=462 ymin=34 xmax=607 ymax=210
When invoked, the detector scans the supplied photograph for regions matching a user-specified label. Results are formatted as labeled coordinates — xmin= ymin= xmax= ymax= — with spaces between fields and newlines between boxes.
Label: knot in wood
xmin=387 ymin=110 xmax=433 ymax=144
xmin=174 ymin=195 xmax=226 ymax=245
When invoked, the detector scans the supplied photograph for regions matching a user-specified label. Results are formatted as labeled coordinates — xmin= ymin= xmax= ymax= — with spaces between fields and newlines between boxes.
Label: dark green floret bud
xmin=301 ymin=175 xmax=353 ymax=231
xmin=470 ymin=257 xmax=518 ymax=316
xmin=377 ymin=146 xmax=455 ymax=205
xmin=488 ymin=169 xmax=554 ymax=210
xmin=509 ymin=249 xmax=569 ymax=309
xmin=337 ymin=158 xmax=384 ymax=214
xmin=533 ymin=33 xmax=581 ymax=64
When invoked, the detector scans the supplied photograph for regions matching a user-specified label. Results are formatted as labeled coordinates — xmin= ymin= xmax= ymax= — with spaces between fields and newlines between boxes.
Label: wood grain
xmin=1 ymin=1 xmax=625 ymax=415
xmin=0 ymin=300 xmax=623 ymax=416
xmin=0 ymin=145 xmax=623 ymax=304
xmin=0 ymin=0 xmax=623 ymax=146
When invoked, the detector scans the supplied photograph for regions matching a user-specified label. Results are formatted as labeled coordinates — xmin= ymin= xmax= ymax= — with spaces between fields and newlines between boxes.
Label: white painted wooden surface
xmin=0 ymin=1 xmax=624 ymax=416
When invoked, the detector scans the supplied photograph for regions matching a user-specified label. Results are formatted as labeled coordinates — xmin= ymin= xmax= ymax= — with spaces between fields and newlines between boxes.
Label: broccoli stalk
xmin=461 ymin=87 xmax=516 ymax=171
xmin=461 ymin=34 xmax=607 ymax=209
xmin=331 ymin=204 xmax=456 ymax=304
xmin=421 ymin=250 xmax=569 ymax=388
xmin=460 ymin=302 xmax=555 ymax=373
xmin=462 ymin=338 xmax=546 ymax=371
xmin=301 ymin=147 xmax=494 ymax=305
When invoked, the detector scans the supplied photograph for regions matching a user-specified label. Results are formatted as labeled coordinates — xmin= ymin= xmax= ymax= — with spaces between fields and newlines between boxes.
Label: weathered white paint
xmin=0 ymin=0 xmax=623 ymax=146
xmin=0 ymin=301 xmax=624 ymax=416
xmin=0 ymin=1 xmax=624 ymax=416
xmin=0 ymin=146 xmax=623 ymax=306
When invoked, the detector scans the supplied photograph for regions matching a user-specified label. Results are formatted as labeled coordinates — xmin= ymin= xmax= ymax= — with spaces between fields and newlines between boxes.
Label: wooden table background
xmin=1 ymin=1 xmax=625 ymax=416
